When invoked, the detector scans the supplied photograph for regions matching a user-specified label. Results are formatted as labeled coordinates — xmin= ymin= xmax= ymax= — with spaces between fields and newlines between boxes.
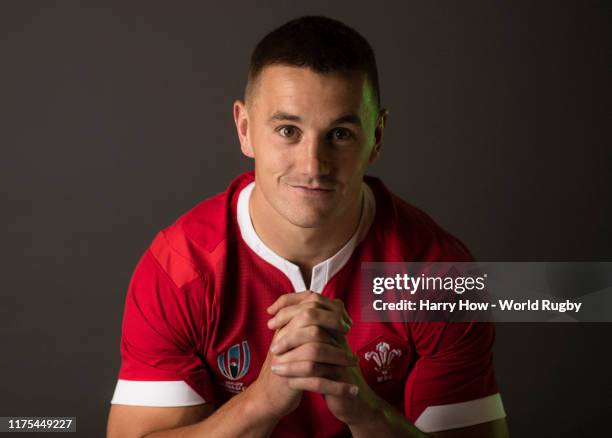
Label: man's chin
xmin=282 ymin=209 xmax=333 ymax=229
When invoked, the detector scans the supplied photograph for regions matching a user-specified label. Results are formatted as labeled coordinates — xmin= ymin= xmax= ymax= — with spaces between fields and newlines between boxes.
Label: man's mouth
xmin=287 ymin=183 xmax=336 ymax=196
xmin=295 ymin=185 xmax=334 ymax=191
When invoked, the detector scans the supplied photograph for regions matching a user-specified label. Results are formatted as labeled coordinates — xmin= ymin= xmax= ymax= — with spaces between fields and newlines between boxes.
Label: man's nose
xmin=300 ymin=135 xmax=331 ymax=176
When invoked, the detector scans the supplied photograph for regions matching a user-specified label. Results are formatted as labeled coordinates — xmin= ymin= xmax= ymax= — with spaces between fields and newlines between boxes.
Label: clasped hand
xmin=264 ymin=291 xmax=378 ymax=426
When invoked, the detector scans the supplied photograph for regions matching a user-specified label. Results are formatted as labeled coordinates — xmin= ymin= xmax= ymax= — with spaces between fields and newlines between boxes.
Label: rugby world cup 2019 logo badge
xmin=217 ymin=341 xmax=250 ymax=393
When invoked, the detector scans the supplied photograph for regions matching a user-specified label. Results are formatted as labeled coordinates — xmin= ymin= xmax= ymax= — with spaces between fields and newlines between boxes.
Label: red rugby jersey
xmin=111 ymin=171 xmax=505 ymax=436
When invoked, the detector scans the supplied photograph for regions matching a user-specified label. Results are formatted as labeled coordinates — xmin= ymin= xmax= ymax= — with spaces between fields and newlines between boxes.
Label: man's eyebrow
xmin=331 ymin=114 xmax=362 ymax=127
xmin=268 ymin=111 xmax=301 ymax=123
xmin=268 ymin=111 xmax=362 ymax=127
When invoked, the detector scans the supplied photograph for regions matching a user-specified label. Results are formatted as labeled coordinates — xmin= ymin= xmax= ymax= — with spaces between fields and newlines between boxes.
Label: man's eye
xmin=277 ymin=126 xmax=298 ymax=138
xmin=330 ymin=128 xmax=353 ymax=141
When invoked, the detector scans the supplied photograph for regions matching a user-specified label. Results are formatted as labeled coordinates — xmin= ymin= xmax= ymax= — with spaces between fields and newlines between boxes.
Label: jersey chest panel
xmin=202 ymin=245 xmax=417 ymax=412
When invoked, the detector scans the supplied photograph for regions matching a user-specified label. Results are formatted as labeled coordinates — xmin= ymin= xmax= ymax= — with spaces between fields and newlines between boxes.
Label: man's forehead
xmin=252 ymin=65 xmax=373 ymax=119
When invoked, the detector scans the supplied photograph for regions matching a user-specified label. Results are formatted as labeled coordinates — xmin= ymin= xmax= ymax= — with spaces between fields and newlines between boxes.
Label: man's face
xmin=235 ymin=65 xmax=385 ymax=228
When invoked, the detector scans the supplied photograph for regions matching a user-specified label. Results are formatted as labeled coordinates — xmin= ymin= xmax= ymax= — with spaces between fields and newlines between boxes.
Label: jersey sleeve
xmin=110 ymin=246 xmax=215 ymax=407
xmin=405 ymin=321 xmax=506 ymax=433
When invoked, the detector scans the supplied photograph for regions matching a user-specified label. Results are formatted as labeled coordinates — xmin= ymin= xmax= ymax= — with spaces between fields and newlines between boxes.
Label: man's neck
xmin=249 ymin=185 xmax=363 ymax=287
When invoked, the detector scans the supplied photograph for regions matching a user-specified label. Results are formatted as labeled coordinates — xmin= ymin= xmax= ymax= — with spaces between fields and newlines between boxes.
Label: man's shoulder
xmin=365 ymin=175 xmax=474 ymax=262
xmin=146 ymin=172 xmax=255 ymax=288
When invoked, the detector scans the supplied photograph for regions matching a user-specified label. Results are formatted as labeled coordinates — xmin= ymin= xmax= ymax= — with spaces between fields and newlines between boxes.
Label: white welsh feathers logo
xmin=364 ymin=341 xmax=402 ymax=382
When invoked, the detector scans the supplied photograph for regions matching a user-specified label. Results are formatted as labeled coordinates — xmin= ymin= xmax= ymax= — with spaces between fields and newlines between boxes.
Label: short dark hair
xmin=246 ymin=15 xmax=380 ymax=110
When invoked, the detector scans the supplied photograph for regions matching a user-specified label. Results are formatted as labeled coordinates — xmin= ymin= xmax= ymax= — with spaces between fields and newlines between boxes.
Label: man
xmin=107 ymin=16 xmax=509 ymax=437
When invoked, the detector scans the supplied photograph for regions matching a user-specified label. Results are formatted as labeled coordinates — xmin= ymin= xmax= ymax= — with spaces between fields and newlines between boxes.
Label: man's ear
xmin=233 ymin=99 xmax=254 ymax=158
xmin=368 ymin=108 xmax=389 ymax=163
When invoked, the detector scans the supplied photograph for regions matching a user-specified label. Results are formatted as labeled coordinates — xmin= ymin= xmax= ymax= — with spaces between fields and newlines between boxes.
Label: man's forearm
xmin=349 ymin=394 xmax=429 ymax=438
xmin=143 ymin=387 xmax=279 ymax=438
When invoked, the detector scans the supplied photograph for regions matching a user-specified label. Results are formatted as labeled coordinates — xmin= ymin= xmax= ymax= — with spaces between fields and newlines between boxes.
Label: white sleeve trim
xmin=110 ymin=379 xmax=206 ymax=407
xmin=414 ymin=393 xmax=506 ymax=433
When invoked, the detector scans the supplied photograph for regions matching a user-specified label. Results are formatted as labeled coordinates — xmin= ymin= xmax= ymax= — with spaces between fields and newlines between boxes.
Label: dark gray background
xmin=1 ymin=1 xmax=610 ymax=436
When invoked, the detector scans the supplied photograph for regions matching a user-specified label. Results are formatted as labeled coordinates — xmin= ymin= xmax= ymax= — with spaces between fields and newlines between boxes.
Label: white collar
xmin=237 ymin=181 xmax=376 ymax=293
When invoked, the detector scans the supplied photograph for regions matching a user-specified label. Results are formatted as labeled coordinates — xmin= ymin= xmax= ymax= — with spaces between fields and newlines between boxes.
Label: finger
xmin=275 ymin=342 xmax=359 ymax=367
xmin=269 ymin=305 xmax=351 ymax=333
xmin=267 ymin=291 xmax=316 ymax=315
xmin=267 ymin=301 xmax=321 ymax=330
xmin=287 ymin=377 xmax=359 ymax=397
xmin=268 ymin=291 xmax=342 ymax=316
xmin=330 ymin=298 xmax=353 ymax=326
xmin=270 ymin=324 xmax=338 ymax=354
xmin=271 ymin=361 xmax=343 ymax=379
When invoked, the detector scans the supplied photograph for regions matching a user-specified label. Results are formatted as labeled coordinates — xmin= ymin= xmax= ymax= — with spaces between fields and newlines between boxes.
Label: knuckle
xmin=304 ymin=307 xmax=318 ymax=321
xmin=313 ymin=379 xmax=324 ymax=392
xmin=340 ymin=384 xmax=352 ymax=396
xmin=320 ymin=345 xmax=333 ymax=360
xmin=307 ymin=343 xmax=322 ymax=358
xmin=303 ymin=291 xmax=316 ymax=300
xmin=316 ymin=294 xmax=329 ymax=305
xmin=313 ymin=343 xmax=325 ymax=355
xmin=284 ymin=332 xmax=297 ymax=347
xmin=305 ymin=361 xmax=317 ymax=374
xmin=275 ymin=308 xmax=286 ymax=321
xmin=328 ymin=381 xmax=342 ymax=395
xmin=296 ymin=312 xmax=309 ymax=326
xmin=308 ymin=325 xmax=321 ymax=339
xmin=308 ymin=292 xmax=322 ymax=302
xmin=304 ymin=302 xmax=319 ymax=310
